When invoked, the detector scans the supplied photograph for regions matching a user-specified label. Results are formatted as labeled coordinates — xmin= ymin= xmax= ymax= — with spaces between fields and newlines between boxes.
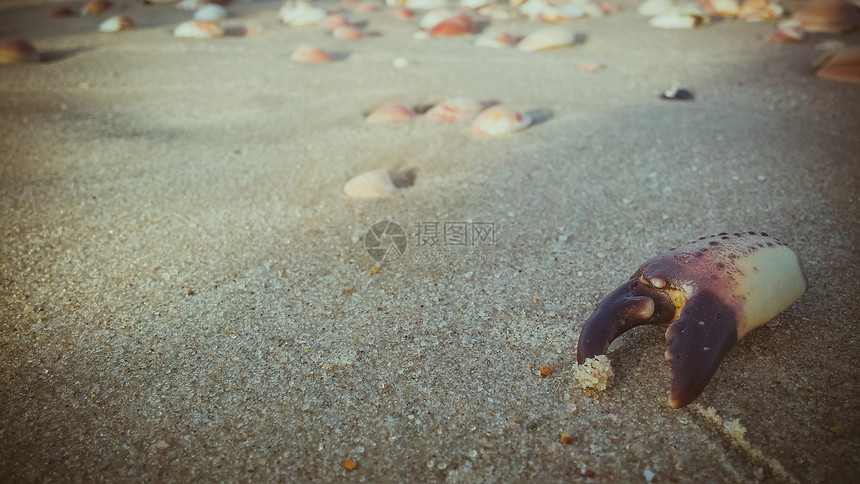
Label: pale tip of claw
xmin=573 ymin=355 xmax=614 ymax=392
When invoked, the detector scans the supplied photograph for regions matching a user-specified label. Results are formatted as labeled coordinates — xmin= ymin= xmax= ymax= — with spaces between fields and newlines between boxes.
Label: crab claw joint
xmin=576 ymin=232 xmax=807 ymax=408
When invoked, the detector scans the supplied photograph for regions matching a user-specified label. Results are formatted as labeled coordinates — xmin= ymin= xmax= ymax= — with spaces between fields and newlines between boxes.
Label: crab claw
xmin=576 ymin=232 xmax=807 ymax=408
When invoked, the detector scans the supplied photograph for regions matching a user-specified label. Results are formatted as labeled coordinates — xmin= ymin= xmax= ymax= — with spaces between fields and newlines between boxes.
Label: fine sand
xmin=2 ymin=0 xmax=859 ymax=481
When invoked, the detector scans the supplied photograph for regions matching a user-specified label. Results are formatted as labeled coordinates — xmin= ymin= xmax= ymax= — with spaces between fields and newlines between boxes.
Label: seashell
xmin=516 ymin=26 xmax=574 ymax=52
xmin=767 ymin=18 xmax=804 ymax=43
xmin=578 ymin=62 xmax=601 ymax=72
xmin=520 ymin=1 xmax=585 ymax=22
xmin=366 ymin=104 xmax=416 ymax=122
xmin=279 ymin=1 xmax=328 ymax=26
xmin=638 ymin=0 xmax=678 ymax=16
xmin=51 ymin=6 xmax=78 ymax=18
xmin=470 ymin=106 xmax=532 ymax=136
xmin=319 ymin=14 xmax=350 ymax=30
xmin=737 ymin=0 xmax=784 ymax=22
xmin=649 ymin=4 xmax=710 ymax=28
xmin=290 ymin=45 xmax=332 ymax=62
xmin=174 ymin=20 xmax=224 ymax=38
xmin=82 ymin=0 xmax=114 ymax=16
xmin=816 ymin=46 xmax=860 ymax=83
xmin=429 ymin=15 xmax=475 ymax=36
xmin=474 ymin=32 xmax=517 ymax=48
xmin=0 ymin=38 xmax=40 ymax=64
xmin=698 ymin=0 xmax=739 ymax=17
xmin=333 ymin=25 xmax=365 ymax=39
xmin=194 ymin=4 xmax=228 ymax=21
xmin=425 ymin=98 xmax=480 ymax=123
xmin=393 ymin=8 xmax=415 ymax=19
xmin=343 ymin=169 xmax=398 ymax=199
xmin=419 ymin=8 xmax=457 ymax=30
xmin=402 ymin=0 xmax=447 ymax=8
xmin=792 ymin=0 xmax=859 ymax=33
xmin=355 ymin=2 xmax=379 ymax=12
xmin=461 ymin=0 xmax=494 ymax=8
xmin=660 ymin=87 xmax=694 ymax=100
xmin=99 ymin=15 xmax=135 ymax=32
xmin=571 ymin=0 xmax=607 ymax=18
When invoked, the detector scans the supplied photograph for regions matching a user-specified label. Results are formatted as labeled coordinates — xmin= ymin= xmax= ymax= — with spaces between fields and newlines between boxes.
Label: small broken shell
xmin=767 ymin=18 xmax=804 ymax=43
xmin=51 ymin=6 xmax=78 ymax=18
xmin=393 ymin=8 xmax=415 ymax=19
xmin=425 ymin=98 xmax=480 ymax=123
xmin=319 ymin=14 xmax=350 ymax=30
xmin=649 ymin=4 xmax=709 ymax=29
xmin=816 ymin=46 xmax=860 ymax=83
xmin=279 ymin=1 xmax=328 ymax=26
xmin=792 ymin=0 xmax=859 ymax=33
xmin=429 ymin=15 xmax=475 ymax=36
xmin=516 ymin=26 xmax=574 ymax=52
xmin=419 ymin=8 xmax=457 ymax=30
xmin=366 ymin=104 xmax=416 ymax=122
xmin=174 ymin=20 xmax=224 ymax=38
xmin=475 ymin=32 xmax=517 ymax=48
xmin=697 ymin=0 xmax=739 ymax=17
xmin=290 ymin=45 xmax=332 ymax=62
xmin=355 ymin=2 xmax=379 ymax=12
xmin=99 ymin=15 xmax=135 ymax=32
xmin=194 ymin=4 xmax=228 ymax=21
xmin=0 ymin=38 xmax=39 ymax=64
xmin=82 ymin=0 xmax=114 ymax=16
xmin=470 ymin=105 xmax=532 ymax=136
xmin=737 ymin=0 xmax=784 ymax=22
xmin=333 ymin=25 xmax=364 ymax=39
xmin=344 ymin=169 xmax=398 ymax=199
xmin=638 ymin=0 xmax=678 ymax=16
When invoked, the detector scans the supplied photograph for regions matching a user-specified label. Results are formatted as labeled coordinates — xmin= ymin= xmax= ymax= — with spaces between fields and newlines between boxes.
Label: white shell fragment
xmin=174 ymin=20 xmax=224 ymax=38
xmin=470 ymin=105 xmax=532 ymax=136
xmin=194 ymin=4 xmax=228 ymax=21
xmin=279 ymin=1 xmax=327 ymax=26
xmin=638 ymin=0 xmax=677 ymax=16
xmin=516 ymin=26 xmax=574 ymax=52
xmin=98 ymin=15 xmax=135 ymax=33
xmin=419 ymin=8 xmax=457 ymax=30
xmin=475 ymin=32 xmax=517 ymax=48
xmin=649 ymin=3 xmax=709 ymax=28
xmin=344 ymin=170 xmax=398 ymax=199
xmin=425 ymin=98 xmax=480 ymax=123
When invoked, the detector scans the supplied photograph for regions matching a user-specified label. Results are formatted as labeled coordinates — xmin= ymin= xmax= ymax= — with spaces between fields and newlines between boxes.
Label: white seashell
xmin=470 ymin=106 xmax=532 ymax=136
xmin=279 ymin=1 xmax=327 ymax=26
xmin=520 ymin=1 xmax=585 ymax=21
xmin=638 ymin=0 xmax=678 ymax=16
xmin=98 ymin=15 xmax=135 ymax=32
xmin=698 ymin=0 xmax=739 ymax=17
xmin=174 ymin=20 xmax=224 ymax=38
xmin=344 ymin=170 xmax=398 ymax=199
xmin=425 ymin=99 xmax=480 ymax=123
xmin=176 ymin=0 xmax=203 ymax=11
xmin=649 ymin=4 xmax=709 ymax=28
xmin=194 ymin=4 xmax=227 ymax=21
xmin=516 ymin=26 xmax=574 ymax=52
xmin=419 ymin=8 xmax=457 ymax=30
xmin=460 ymin=0 xmax=493 ymax=9
xmin=475 ymin=31 xmax=517 ymax=48
xmin=571 ymin=0 xmax=606 ymax=18
xmin=402 ymin=0 xmax=448 ymax=9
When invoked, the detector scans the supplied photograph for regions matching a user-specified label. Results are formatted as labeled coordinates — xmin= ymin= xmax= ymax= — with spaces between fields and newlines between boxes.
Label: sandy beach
xmin=2 ymin=0 xmax=859 ymax=481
